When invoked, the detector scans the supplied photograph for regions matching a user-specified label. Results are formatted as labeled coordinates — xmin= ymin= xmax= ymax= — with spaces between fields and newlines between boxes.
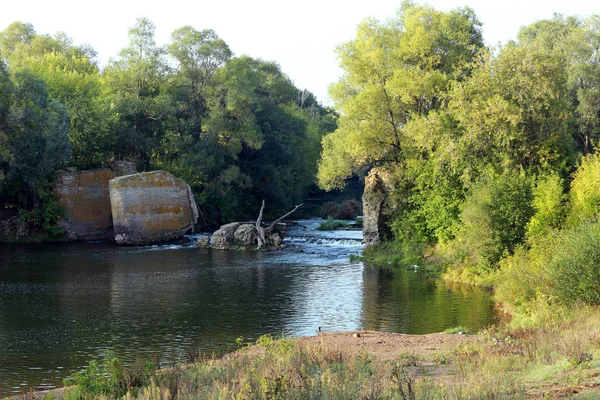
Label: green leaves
xmin=318 ymin=3 xmax=484 ymax=190
xmin=6 ymin=71 xmax=70 ymax=187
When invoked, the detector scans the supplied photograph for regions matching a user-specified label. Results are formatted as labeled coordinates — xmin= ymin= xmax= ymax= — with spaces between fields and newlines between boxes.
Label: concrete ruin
xmin=362 ymin=167 xmax=393 ymax=246
xmin=53 ymin=161 xmax=136 ymax=240
xmin=109 ymin=171 xmax=199 ymax=245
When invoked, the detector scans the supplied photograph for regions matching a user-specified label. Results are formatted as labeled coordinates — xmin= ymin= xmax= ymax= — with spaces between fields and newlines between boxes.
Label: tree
xmin=0 ymin=21 xmax=35 ymax=58
xmin=317 ymin=1 xmax=483 ymax=190
xmin=5 ymin=71 xmax=70 ymax=188
xmin=519 ymin=14 xmax=600 ymax=154
xmin=0 ymin=60 xmax=13 ymax=188
xmin=102 ymin=18 xmax=169 ymax=168
xmin=168 ymin=26 xmax=232 ymax=139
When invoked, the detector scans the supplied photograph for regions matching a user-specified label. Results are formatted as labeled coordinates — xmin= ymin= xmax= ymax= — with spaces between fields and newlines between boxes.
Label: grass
xmin=316 ymin=217 xmax=349 ymax=231
xmin=47 ymin=309 xmax=600 ymax=399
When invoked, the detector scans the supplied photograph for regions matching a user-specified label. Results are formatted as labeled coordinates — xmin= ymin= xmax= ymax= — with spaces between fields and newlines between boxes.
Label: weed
xmin=317 ymin=217 xmax=349 ymax=230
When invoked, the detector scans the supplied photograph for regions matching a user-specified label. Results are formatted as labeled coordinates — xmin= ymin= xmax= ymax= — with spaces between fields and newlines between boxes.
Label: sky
xmin=1 ymin=0 xmax=598 ymax=105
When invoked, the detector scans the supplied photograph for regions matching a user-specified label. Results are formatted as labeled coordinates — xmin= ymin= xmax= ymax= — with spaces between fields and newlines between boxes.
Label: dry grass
xmin=19 ymin=313 xmax=600 ymax=399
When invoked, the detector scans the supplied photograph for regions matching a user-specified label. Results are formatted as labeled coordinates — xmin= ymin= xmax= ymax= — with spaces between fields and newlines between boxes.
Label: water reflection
xmin=0 ymin=220 xmax=495 ymax=394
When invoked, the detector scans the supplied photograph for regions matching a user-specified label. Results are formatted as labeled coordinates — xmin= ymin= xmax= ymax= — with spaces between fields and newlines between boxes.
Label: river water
xmin=0 ymin=219 xmax=495 ymax=394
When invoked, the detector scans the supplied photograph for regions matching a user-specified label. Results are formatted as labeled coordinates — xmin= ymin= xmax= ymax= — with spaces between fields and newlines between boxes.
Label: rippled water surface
xmin=0 ymin=220 xmax=495 ymax=394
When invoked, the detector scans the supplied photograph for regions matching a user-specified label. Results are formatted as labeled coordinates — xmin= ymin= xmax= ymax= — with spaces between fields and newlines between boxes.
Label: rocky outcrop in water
xmin=211 ymin=222 xmax=284 ymax=250
xmin=109 ymin=171 xmax=199 ymax=245
xmin=363 ymin=168 xmax=393 ymax=246
xmin=212 ymin=222 xmax=242 ymax=249
xmin=53 ymin=161 xmax=136 ymax=240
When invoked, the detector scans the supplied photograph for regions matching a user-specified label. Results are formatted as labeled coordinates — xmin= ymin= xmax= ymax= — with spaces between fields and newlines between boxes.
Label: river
xmin=0 ymin=219 xmax=495 ymax=394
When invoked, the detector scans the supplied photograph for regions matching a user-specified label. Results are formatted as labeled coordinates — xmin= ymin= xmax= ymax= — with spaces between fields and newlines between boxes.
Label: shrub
xmin=320 ymin=200 xmax=361 ymax=220
xmin=526 ymin=173 xmax=566 ymax=240
xmin=336 ymin=199 xmax=361 ymax=219
xmin=494 ymin=239 xmax=554 ymax=317
xmin=568 ymin=152 xmax=600 ymax=227
xmin=320 ymin=201 xmax=338 ymax=219
xmin=317 ymin=217 xmax=349 ymax=230
xmin=548 ymin=222 xmax=600 ymax=305
xmin=63 ymin=352 xmax=155 ymax=399
xmin=457 ymin=171 xmax=534 ymax=270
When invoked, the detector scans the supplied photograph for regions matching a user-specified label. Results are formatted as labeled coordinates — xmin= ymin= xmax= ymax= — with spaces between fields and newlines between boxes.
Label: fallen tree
xmin=211 ymin=200 xmax=303 ymax=250
xmin=256 ymin=200 xmax=303 ymax=248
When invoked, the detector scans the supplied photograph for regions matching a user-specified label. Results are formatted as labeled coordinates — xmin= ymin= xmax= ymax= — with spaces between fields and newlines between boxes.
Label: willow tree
xmin=317 ymin=1 xmax=483 ymax=190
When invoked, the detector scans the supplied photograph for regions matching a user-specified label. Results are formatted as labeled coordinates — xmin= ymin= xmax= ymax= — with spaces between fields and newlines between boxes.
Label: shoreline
xmin=8 ymin=330 xmax=479 ymax=399
xmin=9 ymin=318 xmax=600 ymax=399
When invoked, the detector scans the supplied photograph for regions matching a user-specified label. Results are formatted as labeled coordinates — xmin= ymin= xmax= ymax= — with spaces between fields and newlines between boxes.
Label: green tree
xmin=102 ymin=18 xmax=169 ymax=168
xmin=458 ymin=171 xmax=534 ymax=270
xmin=5 ymin=71 xmax=70 ymax=187
xmin=167 ymin=26 xmax=231 ymax=140
xmin=519 ymin=14 xmax=600 ymax=154
xmin=317 ymin=1 xmax=483 ymax=190
xmin=0 ymin=21 xmax=35 ymax=58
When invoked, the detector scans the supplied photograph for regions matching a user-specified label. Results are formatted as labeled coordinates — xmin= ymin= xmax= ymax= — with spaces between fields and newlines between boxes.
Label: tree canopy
xmin=0 ymin=17 xmax=336 ymax=234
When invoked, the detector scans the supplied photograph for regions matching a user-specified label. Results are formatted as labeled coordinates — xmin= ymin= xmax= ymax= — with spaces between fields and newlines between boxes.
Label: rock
xmin=212 ymin=222 xmax=286 ymax=250
xmin=266 ymin=232 xmax=283 ymax=248
xmin=363 ymin=168 xmax=393 ymax=246
xmin=211 ymin=222 xmax=242 ymax=249
xmin=109 ymin=171 xmax=199 ymax=245
xmin=53 ymin=161 xmax=136 ymax=241
xmin=234 ymin=224 xmax=258 ymax=247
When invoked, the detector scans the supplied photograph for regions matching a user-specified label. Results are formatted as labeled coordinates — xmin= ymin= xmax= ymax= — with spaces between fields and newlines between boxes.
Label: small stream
xmin=0 ymin=219 xmax=495 ymax=394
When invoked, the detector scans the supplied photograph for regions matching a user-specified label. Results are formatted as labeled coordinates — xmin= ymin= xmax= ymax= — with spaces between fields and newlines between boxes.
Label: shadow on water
xmin=0 ymin=219 xmax=495 ymax=394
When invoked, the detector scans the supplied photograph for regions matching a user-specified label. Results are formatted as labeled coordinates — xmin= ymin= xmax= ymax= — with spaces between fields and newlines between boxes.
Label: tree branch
xmin=256 ymin=199 xmax=265 ymax=229
xmin=267 ymin=203 xmax=304 ymax=230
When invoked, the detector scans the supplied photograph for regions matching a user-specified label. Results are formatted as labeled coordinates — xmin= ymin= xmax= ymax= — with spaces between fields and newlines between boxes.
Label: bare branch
xmin=256 ymin=199 xmax=265 ymax=229
xmin=267 ymin=203 xmax=304 ymax=230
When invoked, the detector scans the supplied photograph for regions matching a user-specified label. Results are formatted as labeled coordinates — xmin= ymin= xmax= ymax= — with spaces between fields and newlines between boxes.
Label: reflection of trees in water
xmin=361 ymin=262 xmax=495 ymax=334
xmin=0 ymin=244 xmax=300 ymax=393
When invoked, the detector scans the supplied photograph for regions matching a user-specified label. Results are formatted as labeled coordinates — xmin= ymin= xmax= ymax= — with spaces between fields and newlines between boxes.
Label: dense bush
xmin=320 ymin=201 xmax=338 ymax=219
xmin=567 ymin=152 xmax=600 ymax=227
xmin=317 ymin=217 xmax=349 ymax=231
xmin=457 ymin=171 xmax=534 ymax=270
xmin=320 ymin=199 xmax=361 ymax=220
xmin=494 ymin=238 xmax=554 ymax=317
xmin=63 ymin=352 xmax=155 ymax=399
xmin=548 ymin=222 xmax=600 ymax=305
xmin=526 ymin=174 xmax=566 ymax=240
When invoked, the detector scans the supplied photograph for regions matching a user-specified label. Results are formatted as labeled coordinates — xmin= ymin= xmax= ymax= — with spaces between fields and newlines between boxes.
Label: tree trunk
xmin=255 ymin=199 xmax=267 ymax=248
xmin=255 ymin=200 xmax=303 ymax=249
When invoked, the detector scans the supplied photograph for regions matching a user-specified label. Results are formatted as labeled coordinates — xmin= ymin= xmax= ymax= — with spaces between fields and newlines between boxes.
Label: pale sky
xmin=1 ymin=0 xmax=598 ymax=105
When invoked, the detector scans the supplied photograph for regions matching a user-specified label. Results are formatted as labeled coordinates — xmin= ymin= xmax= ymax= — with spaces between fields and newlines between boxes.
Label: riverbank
xmin=12 ymin=313 xmax=600 ymax=399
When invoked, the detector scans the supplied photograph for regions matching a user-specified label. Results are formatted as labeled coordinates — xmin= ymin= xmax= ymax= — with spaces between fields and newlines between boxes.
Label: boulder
xmin=109 ymin=171 xmax=199 ymax=245
xmin=212 ymin=222 xmax=242 ymax=249
xmin=212 ymin=222 xmax=286 ymax=250
xmin=266 ymin=232 xmax=283 ymax=248
xmin=53 ymin=161 xmax=136 ymax=240
xmin=362 ymin=168 xmax=393 ymax=246
xmin=234 ymin=224 xmax=258 ymax=247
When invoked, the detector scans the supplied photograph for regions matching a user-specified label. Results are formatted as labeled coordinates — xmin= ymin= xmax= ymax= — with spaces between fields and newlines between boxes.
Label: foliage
xmin=317 ymin=1 xmax=484 ymax=190
xmin=568 ymin=152 xmax=600 ymax=226
xmin=320 ymin=199 xmax=361 ymax=220
xmin=0 ymin=18 xmax=335 ymax=237
xmin=526 ymin=174 xmax=567 ymax=240
xmin=548 ymin=222 xmax=600 ymax=305
xmin=63 ymin=352 xmax=155 ymax=399
xmin=455 ymin=171 xmax=534 ymax=270
xmin=317 ymin=217 xmax=349 ymax=231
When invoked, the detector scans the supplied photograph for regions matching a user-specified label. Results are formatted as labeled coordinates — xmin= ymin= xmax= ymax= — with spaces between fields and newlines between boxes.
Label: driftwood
xmin=255 ymin=200 xmax=303 ymax=249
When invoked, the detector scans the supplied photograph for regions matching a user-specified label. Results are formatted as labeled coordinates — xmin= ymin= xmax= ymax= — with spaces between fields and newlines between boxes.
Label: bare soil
xmin=294 ymin=329 xmax=479 ymax=361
